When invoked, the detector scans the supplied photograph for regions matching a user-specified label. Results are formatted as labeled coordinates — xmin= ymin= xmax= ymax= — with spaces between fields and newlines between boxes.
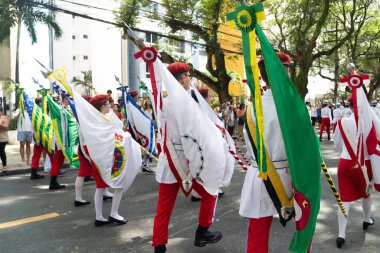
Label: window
xmin=72 ymin=35 xmax=76 ymax=39
xmin=83 ymin=55 xmax=88 ymax=60
xmin=83 ymin=34 xmax=88 ymax=39
xmin=145 ymin=32 xmax=158 ymax=45
xmin=73 ymin=56 xmax=76 ymax=60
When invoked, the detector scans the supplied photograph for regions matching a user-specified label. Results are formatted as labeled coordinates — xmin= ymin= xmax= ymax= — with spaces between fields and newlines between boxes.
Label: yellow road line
xmin=0 ymin=213 xmax=60 ymax=229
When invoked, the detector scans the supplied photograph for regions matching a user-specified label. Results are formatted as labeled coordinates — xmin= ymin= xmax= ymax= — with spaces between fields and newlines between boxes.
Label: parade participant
xmin=152 ymin=62 xmax=222 ymax=253
xmin=141 ymin=98 xmax=154 ymax=172
xmin=370 ymin=100 xmax=380 ymax=118
xmin=89 ymin=94 xmax=127 ymax=227
xmin=73 ymin=95 xmax=93 ymax=207
xmin=239 ymin=52 xmax=294 ymax=253
xmin=333 ymin=96 xmax=375 ymax=248
xmin=319 ymin=101 xmax=332 ymax=141
xmin=29 ymin=97 xmax=46 ymax=180
xmin=332 ymin=103 xmax=343 ymax=132
xmin=341 ymin=102 xmax=352 ymax=118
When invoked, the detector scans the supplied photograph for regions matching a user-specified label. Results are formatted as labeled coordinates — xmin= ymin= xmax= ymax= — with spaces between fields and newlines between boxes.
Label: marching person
xmin=239 ymin=52 xmax=294 ymax=253
xmin=332 ymin=103 xmax=343 ymax=132
xmin=89 ymin=94 xmax=127 ymax=227
xmin=319 ymin=100 xmax=332 ymax=141
xmin=333 ymin=96 xmax=375 ymax=248
xmin=152 ymin=62 xmax=222 ymax=253
xmin=29 ymin=97 xmax=47 ymax=180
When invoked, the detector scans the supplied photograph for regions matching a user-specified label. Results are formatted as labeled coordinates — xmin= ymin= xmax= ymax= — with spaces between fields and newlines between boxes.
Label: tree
xmin=0 ymin=0 xmax=62 ymax=86
xmin=115 ymin=0 xmax=242 ymax=103
xmin=71 ymin=70 xmax=94 ymax=96
xmin=265 ymin=0 xmax=372 ymax=98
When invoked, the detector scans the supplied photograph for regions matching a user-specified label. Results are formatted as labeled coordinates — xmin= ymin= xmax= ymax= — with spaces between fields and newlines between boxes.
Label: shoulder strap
xmin=245 ymin=103 xmax=293 ymax=226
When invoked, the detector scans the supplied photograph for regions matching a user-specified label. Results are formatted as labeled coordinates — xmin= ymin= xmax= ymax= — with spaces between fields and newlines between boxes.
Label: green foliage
xmin=0 ymin=0 xmax=63 ymax=44
xmin=9 ymin=118 xmax=17 ymax=130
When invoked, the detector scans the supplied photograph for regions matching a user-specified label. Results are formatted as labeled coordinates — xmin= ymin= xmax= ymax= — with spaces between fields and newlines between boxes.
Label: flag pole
xmin=321 ymin=160 xmax=348 ymax=217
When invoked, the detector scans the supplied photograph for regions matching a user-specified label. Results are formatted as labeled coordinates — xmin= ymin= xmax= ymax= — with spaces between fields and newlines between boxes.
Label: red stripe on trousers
xmin=152 ymin=181 xmax=217 ymax=247
xmin=247 ymin=216 xmax=273 ymax=253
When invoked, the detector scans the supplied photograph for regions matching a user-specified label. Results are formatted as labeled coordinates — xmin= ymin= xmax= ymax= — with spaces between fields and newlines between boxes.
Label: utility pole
xmin=49 ymin=0 xmax=54 ymax=94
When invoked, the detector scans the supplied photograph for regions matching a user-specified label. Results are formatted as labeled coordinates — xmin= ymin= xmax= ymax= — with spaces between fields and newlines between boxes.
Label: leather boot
xmin=154 ymin=245 xmax=166 ymax=253
xmin=30 ymin=169 xmax=45 ymax=180
xmin=49 ymin=176 xmax=66 ymax=190
xmin=194 ymin=225 xmax=222 ymax=247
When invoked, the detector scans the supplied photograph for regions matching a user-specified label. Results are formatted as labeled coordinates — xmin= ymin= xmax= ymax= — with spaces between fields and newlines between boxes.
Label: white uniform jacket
xmin=239 ymin=89 xmax=293 ymax=218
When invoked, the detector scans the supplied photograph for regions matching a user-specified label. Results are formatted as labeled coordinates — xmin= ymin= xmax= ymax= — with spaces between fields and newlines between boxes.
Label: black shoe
xmin=218 ymin=191 xmax=225 ymax=198
xmin=142 ymin=167 xmax=153 ymax=173
xmin=328 ymin=136 xmax=331 ymax=141
xmin=194 ymin=225 xmax=223 ymax=247
xmin=94 ymin=219 xmax=110 ymax=227
xmin=363 ymin=218 xmax=374 ymax=230
xmin=30 ymin=170 xmax=45 ymax=180
xmin=84 ymin=176 xmax=94 ymax=182
xmin=336 ymin=237 xmax=345 ymax=248
xmin=103 ymin=195 xmax=113 ymax=201
xmin=109 ymin=216 xmax=127 ymax=225
xmin=319 ymin=136 xmax=322 ymax=142
xmin=154 ymin=245 xmax=166 ymax=253
xmin=191 ymin=196 xmax=201 ymax=202
xmin=49 ymin=176 xmax=66 ymax=190
xmin=74 ymin=200 xmax=91 ymax=207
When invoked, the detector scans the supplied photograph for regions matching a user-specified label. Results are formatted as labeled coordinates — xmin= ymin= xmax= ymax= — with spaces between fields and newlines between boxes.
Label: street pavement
xmin=0 ymin=136 xmax=379 ymax=253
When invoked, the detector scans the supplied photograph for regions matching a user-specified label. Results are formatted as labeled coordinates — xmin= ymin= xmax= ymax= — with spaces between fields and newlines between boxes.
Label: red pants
xmin=319 ymin=118 xmax=330 ymax=137
xmin=247 ymin=217 xmax=273 ymax=253
xmin=31 ymin=144 xmax=53 ymax=170
xmin=152 ymin=182 xmax=217 ymax=247
xmin=51 ymin=149 xmax=64 ymax=176
xmin=77 ymin=146 xmax=92 ymax=177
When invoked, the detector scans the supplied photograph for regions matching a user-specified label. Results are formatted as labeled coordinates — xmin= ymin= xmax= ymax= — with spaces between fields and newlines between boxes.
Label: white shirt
xmin=321 ymin=107 xmax=332 ymax=121
xmin=332 ymin=108 xmax=342 ymax=124
xmin=334 ymin=114 xmax=368 ymax=160
xmin=14 ymin=108 xmax=33 ymax=132
xmin=239 ymin=89 xmax=293 ymax=218
xmin=341 ymin=107 xmax=352 ymax=118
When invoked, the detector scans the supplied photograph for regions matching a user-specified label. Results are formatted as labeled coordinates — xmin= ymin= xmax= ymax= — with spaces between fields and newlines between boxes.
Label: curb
xmin=1 ymin=163 xmax=72 ymax=177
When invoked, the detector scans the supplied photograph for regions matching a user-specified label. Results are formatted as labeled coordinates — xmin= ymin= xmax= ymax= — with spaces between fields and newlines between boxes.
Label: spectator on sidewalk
xmin=14 ymin=108 xmax=33 ymax=166
xmin=0 ymin=110 xmax=9 ymax=176
xmin=227 ymin=106 xmax=236 ymax=137
xmin=236 ymin=103 xmax=246 ymax=141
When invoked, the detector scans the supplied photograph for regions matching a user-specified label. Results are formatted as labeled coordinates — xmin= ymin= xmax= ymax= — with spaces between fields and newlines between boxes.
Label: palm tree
xmin=72 ymin=71 xmax=94 ymax=96
xmin=0 ymin=0 xmax=62 ymax=107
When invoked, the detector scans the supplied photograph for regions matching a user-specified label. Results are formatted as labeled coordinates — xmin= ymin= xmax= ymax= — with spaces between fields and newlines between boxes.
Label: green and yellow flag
xmin=227 ymin=3 xmax=321 ymax=252
xmin=46 ymin=95 xmax=79 ymax=169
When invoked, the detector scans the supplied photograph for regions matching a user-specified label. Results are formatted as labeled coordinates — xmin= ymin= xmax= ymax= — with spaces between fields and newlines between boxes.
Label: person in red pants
xmin=319 ymin=101 xmax=332 ymax=141
xmin=30 ymin=97 xmax=46 ymax=180
xmin=89 ymin=94 xmax=127 ymax=227
xmin=152 ymin=62 xmax=222 ymax=253
xmin=48 ymin=144 xmax=66 ymax=190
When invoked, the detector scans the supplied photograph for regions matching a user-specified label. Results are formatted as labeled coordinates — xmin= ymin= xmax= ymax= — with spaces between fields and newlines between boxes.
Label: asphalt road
xmin=0 ymin=140 xmax=379 ymax=253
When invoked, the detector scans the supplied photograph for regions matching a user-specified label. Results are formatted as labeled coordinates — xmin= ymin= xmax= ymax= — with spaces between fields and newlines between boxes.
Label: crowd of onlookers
xmin=213 ymin=102 xmax=246 ymax=141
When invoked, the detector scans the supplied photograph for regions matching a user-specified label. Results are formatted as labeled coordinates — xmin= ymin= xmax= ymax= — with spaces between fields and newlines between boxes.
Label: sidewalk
xmin=2 ymin=144 xmax=70 ymax=176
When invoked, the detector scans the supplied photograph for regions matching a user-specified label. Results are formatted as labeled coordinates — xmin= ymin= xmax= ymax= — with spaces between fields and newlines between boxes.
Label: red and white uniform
xmin=319 ymin=107 xmax=332 ymax=138
xmin=240 ymin=90 xmax=293 ymax=252
xmin=334 ymin=114 xmax=372 ymax=201
xmin=152 ymin=97 xmax=218 ymax=247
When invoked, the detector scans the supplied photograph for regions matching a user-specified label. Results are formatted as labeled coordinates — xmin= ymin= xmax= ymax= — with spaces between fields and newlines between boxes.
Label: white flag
xmin=73 ymin=89 xmax=142 ymax=190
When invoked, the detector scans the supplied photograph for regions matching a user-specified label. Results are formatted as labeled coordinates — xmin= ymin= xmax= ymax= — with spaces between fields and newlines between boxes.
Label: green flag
xmin=256 ymin=24 xmax=321 ymax=253
xmin=47 ymin=95 xmax=79 ymax=169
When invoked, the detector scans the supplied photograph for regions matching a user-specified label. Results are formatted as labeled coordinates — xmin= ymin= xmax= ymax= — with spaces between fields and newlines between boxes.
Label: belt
xmin=250 ymin=160 xmax=288 ymax=169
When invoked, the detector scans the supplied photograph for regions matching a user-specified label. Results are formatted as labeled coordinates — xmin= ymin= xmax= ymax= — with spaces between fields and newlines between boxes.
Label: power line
xmin=57 ymin=0 xmax=243 ymax=40
xmin=26 ymin=0 xmax=244 ymax=55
